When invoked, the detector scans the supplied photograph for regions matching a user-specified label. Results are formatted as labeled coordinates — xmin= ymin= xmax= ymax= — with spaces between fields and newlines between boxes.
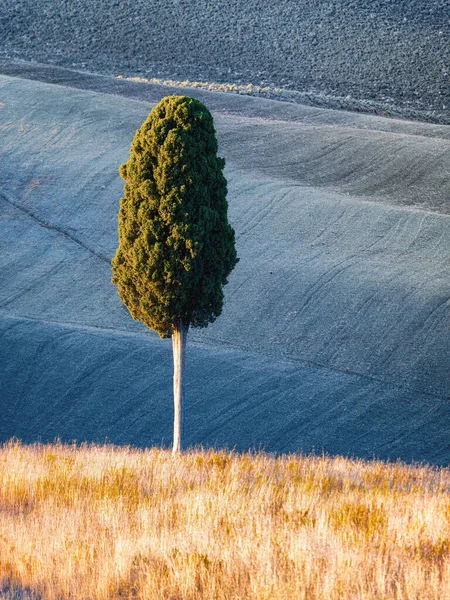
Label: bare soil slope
xmin=0 ymin=0 xmax=449 ymax=122
xmin=1 ymin=66 xmax=450 ymax=463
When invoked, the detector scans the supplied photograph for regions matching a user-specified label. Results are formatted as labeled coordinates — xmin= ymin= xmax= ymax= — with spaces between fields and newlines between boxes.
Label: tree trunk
xmin=172 ymin=319 xmax=188 ymax=455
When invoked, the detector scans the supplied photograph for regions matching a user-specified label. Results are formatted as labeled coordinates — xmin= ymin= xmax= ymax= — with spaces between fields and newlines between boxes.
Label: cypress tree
xmin=112 ymin=95 xmax=238 ymax=454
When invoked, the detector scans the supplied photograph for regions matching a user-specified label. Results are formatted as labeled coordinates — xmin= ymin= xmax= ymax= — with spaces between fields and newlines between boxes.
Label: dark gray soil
xmin=0 ymin=0 xmax=449 ymax=123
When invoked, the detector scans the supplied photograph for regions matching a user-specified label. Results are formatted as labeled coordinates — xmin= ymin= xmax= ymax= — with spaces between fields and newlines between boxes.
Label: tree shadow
xmin=0 ymin=581 xmax=42 ymax=600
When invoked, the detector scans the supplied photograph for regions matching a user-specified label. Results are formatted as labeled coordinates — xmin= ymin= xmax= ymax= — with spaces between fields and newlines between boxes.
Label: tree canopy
xmin=112 ymin=95 xmax=238 ymax=338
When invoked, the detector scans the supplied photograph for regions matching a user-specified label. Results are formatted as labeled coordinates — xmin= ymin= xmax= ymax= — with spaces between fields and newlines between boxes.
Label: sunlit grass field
xmin=1 ymin=441 xmax=449 ymax=599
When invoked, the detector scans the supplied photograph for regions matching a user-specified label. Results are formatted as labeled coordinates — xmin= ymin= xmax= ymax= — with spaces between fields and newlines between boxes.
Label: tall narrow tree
xmin=112 ymin=96 xmax=238 ymax=454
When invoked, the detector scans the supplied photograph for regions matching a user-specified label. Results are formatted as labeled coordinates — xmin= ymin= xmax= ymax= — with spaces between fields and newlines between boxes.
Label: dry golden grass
xmin=116 ymin=75 xmax=284 ymax=98
xmin=1 ymin=441 xmax=450 ymax=599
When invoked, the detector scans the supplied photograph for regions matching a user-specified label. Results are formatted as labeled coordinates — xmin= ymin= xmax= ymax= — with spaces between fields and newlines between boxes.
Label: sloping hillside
xmin=1 ymin=67 xmax=450 ymax=463
xmin=0 ymin=0 xmax=449 ymax=122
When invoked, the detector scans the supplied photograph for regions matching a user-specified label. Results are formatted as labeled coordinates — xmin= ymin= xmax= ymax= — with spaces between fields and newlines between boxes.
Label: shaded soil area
xmin=0 ymin=0 xmax=449 ymax=123
xmin=1 ymin=72 xmax=450 ymax=463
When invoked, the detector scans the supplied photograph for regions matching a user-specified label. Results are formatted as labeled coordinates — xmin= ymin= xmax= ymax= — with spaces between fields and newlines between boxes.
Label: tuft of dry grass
xmin=1 ymin=441 xmax=450 ymax=599
xmin=116 ymin=74 xmax=284 ymax=98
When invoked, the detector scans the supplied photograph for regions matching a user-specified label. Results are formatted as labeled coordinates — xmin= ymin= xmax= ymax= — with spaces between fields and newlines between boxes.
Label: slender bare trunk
xmin=172 ymin=319 xmax=188 ymax=455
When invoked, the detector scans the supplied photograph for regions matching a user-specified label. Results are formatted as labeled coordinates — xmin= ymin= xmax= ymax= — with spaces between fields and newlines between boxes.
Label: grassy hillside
xmin=1 ymin=441 xmax=450 ymax=599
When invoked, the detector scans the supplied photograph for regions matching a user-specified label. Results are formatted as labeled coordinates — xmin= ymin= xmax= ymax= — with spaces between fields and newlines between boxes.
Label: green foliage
xmin=112 ymin=96 xmax=238 ymax=338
